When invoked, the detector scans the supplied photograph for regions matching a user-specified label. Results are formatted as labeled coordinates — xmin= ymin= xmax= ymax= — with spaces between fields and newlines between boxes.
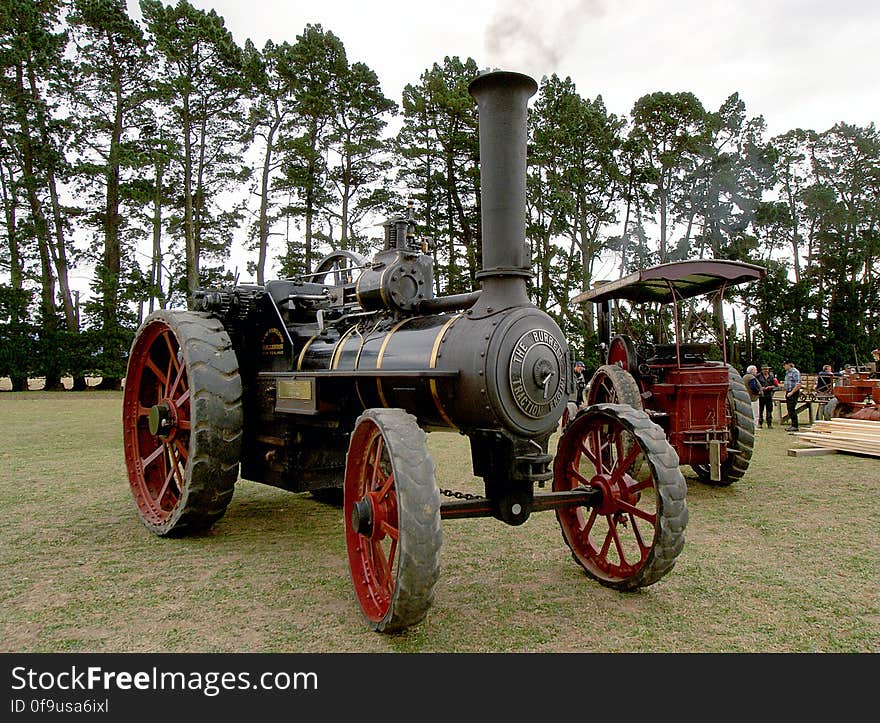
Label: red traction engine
xmin=572 ymin=260 xmax=765 ymax=486
xmin=121 ymin=71 xmax=688 ymax=633
xmin=825 ymin=370 xmax=880 ymax=421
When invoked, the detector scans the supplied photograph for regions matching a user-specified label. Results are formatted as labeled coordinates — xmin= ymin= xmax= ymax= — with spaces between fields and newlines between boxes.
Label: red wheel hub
xmin=589 ymin=471 xmax=641 ymax=517
xmin=351 ymin=488 xmax=398 ymax=541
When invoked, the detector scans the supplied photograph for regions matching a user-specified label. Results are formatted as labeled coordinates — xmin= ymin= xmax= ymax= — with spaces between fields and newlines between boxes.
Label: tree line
xmin=2 ymin=0 xmax=878 ymax=391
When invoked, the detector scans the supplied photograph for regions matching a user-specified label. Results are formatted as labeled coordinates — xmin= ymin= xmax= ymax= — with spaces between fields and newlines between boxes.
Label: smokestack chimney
xmin=468 ymin=70 xmax=538 ymax=314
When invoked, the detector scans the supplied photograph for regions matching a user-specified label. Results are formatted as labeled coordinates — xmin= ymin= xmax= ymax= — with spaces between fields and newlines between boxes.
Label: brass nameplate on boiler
xmin=277 ymin=379 xmax=312 ymax=400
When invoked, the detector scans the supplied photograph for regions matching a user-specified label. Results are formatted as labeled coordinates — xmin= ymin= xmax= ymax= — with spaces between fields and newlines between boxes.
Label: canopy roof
xmin=572 ymin=260 xmax=766 ymax=305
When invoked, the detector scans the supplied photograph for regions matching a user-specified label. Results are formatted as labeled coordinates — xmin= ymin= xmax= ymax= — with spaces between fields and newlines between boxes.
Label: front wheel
xmin=553 ymin=403 xmax=688 ymax=590
xmin=344 ymin=408 xmax=441 ymax=633
xmin=560 ymin=401 xmax=579 ymax=432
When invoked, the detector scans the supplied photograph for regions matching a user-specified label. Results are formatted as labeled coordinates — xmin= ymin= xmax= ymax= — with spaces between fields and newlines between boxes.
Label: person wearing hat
xmin=573 ymin=360 xmax=588 ymax=407
xmin=755 ymin=364 xmax=780 ymax=428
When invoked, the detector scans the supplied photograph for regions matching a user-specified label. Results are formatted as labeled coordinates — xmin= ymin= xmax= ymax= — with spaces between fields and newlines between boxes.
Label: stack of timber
xmin=789 ymin=418 xmax=880 ymax=458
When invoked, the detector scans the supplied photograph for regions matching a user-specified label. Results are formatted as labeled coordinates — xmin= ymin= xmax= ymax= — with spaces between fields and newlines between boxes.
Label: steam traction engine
xmin=573 ymin=261 xmax=766 ymax=486
xmin=122 ymin=71 xmax=688 ymax=633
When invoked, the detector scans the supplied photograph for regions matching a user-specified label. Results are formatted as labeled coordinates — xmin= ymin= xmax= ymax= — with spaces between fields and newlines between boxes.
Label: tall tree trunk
xmin=619 ymin=172 xmax=634 ymax=277
xmin=0 ymin=156 xmax=29 ymax=392
xmin=183 ymin=92 xmax=198 ymax=305
xmin=15 ymin=63 xmax=61 ymax=389
xmin=96 ymin=75 xmax=124 ymax=391
xmin=26 ymin=63 xmax=76 ymax=334
xmin=257 ymin=120 xmax=279 ymax=286
xmin=150 ymin=154 xmax=165 ymax=312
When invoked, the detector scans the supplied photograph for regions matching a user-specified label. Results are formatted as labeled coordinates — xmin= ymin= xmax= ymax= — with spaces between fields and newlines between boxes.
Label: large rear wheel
xmin=344 ymin=408 xmax=441 ymax=632
xmin=690 ymin=365 xmax=754 ymax=486
xmin=553 ymin=403 xmax=688 ymax=590
xmin=122 ymin=311 xmax=242 ymax=536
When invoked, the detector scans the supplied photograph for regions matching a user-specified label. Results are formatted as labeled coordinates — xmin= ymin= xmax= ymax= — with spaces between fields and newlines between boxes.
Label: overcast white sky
xmin=110 ymin=0 xmax=880 ymax=291
xmin=128 ymin=0 xmax=880 ymax=137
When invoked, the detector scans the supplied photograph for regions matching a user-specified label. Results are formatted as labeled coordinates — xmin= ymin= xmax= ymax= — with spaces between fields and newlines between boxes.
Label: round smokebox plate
xmin=508 ymin=329 xmax=566 ymax=418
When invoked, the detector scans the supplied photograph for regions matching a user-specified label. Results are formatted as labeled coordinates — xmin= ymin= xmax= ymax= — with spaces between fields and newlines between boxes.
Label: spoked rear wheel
xmin=122 ymin=311 xmax=242 ymax=536
xmin=553 ymin=403 xmax=688 ymax=590
xmin=690 ymin=365 xmax=754 ymax=486
xmin=344 ymin=408 xmax=441 ymax=632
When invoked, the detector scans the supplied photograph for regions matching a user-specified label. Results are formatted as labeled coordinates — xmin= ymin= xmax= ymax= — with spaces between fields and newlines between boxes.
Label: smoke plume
xmin=484 ymin=0 xmax=608 ymax=76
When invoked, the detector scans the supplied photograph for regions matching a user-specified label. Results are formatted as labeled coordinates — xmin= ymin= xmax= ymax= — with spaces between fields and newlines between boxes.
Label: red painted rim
xmin=122 ymin=320 xmax=191 ymax=526
xmin=590 ymin=369 xmax=616 ymax=403
xmin=606 ymin=339 xmax=630 ymax=370
xmin=588 ymin=367 xmax=632 ymax=405
xmin=554 ymin=412 xmax=658 ymax=583
xmin=344 ymin=418 xmax=400 ymax=623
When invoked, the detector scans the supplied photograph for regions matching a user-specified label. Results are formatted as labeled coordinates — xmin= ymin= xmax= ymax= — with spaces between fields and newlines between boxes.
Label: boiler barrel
xmin=296 ymin=307 xmax=569 ymax=438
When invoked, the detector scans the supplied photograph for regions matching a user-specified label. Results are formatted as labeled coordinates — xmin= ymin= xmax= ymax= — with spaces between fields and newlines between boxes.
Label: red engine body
xmin=643 ymin=363 xmax=731 ymax=466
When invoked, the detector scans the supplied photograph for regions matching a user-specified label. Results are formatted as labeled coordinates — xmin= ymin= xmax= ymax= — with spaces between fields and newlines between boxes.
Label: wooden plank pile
xmin=789 ymin=418 xmax=880 ymax=458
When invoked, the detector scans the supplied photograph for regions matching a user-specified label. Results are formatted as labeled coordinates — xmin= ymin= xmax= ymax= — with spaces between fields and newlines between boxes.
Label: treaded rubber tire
xmin=122 ymin=310 xmax=242 ymax=536
xmin=344 ymin=408 xmax=441 ymax=633
xmin=554 ymin=403 xmax=688 ymax=590
xmin=587 ymin=364 xmax=643 ymax=409
xmin=560 ymin=401 xmax=579 ymax=432
xmin=690 ymin=365 xmax=754 ymax=486
xmin=586 ymin=364 xmax=648 ymax=479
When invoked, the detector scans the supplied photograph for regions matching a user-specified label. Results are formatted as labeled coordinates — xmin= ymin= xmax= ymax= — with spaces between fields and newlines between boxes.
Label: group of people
xmin=742 ymin=361 xmax=804 ymax=431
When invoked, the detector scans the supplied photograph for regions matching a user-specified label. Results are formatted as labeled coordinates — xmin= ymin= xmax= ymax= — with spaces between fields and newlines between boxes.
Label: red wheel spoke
xmin=141 ymin=444 xmax=165 ymax=469
xmin=162 ymin=332 xmax=179 ymax=370
xmin=138 ymin=405 xmax=151 ymax=418
xmin=609 ymin=444 xmax=641 ymax=483
xmin=380 ymin=520 xmax=399 ymax=542
xmin=175 ymin=388 xmax=190 ymax=408
xmin=168 ymin=443 xmax=186 ymax=490
xmin=617 ymin=499 xmax=656 ymax=525
xmin=377 ymin=471 xmax=395 ymax=498
xmin=371 ymin=540 xmax=394 ymax=594
xmin=370 ymin=437 xmax=384 ymax=490
xmin=568 ymin=463 xmax=592 ymax=488
xmin=381 ymin=526 xmax=399 ymax=575
xmin=599 ymin=518 xmax=615 ymax=558
xmin=578 ymin=507 xmax=598 ymax=535
xmin=176 ymin=418 xmax=191 ymax=431
xmin=167 ymin=357 xmax=187 ymax=399
xmin=144 ymin=357 xmax=168 ymax=387
xmin=579 ymin=439 xmax=600 ymax=468
xmin=164 ymin=355 xmax=174 ymax=396
xmin=628 ymin=515 xmax=651 ymax=555
xmin=631 ymin=477 xmax=655 ymax=493
xmin=611 ymin=526 xmax=629 ymax=566
xmin=155 ymin=466 xmax=176 ymax=506
xmin=174 ymin=437 xmax=189 ymax=462
xmin=592 ymin=431 xmax=612 ymax=473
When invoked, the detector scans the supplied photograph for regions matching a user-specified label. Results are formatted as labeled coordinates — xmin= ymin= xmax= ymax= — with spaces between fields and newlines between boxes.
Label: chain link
xmin=439 ymin=487 xmax=482 ymax=500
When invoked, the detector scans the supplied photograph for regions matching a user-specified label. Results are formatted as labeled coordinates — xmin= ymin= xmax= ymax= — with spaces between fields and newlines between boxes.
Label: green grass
xmin=1 ymin=391 xmax=878 ymax=652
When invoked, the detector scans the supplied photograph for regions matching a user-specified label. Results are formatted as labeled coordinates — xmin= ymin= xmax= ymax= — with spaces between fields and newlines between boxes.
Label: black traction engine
xmin=122 ymin=70 xmax=689 ymax=633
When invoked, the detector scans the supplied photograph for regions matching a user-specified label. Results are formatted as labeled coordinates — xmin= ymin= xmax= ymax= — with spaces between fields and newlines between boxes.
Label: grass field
xmin=1 ymin=390 xmax=878 ymax=653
